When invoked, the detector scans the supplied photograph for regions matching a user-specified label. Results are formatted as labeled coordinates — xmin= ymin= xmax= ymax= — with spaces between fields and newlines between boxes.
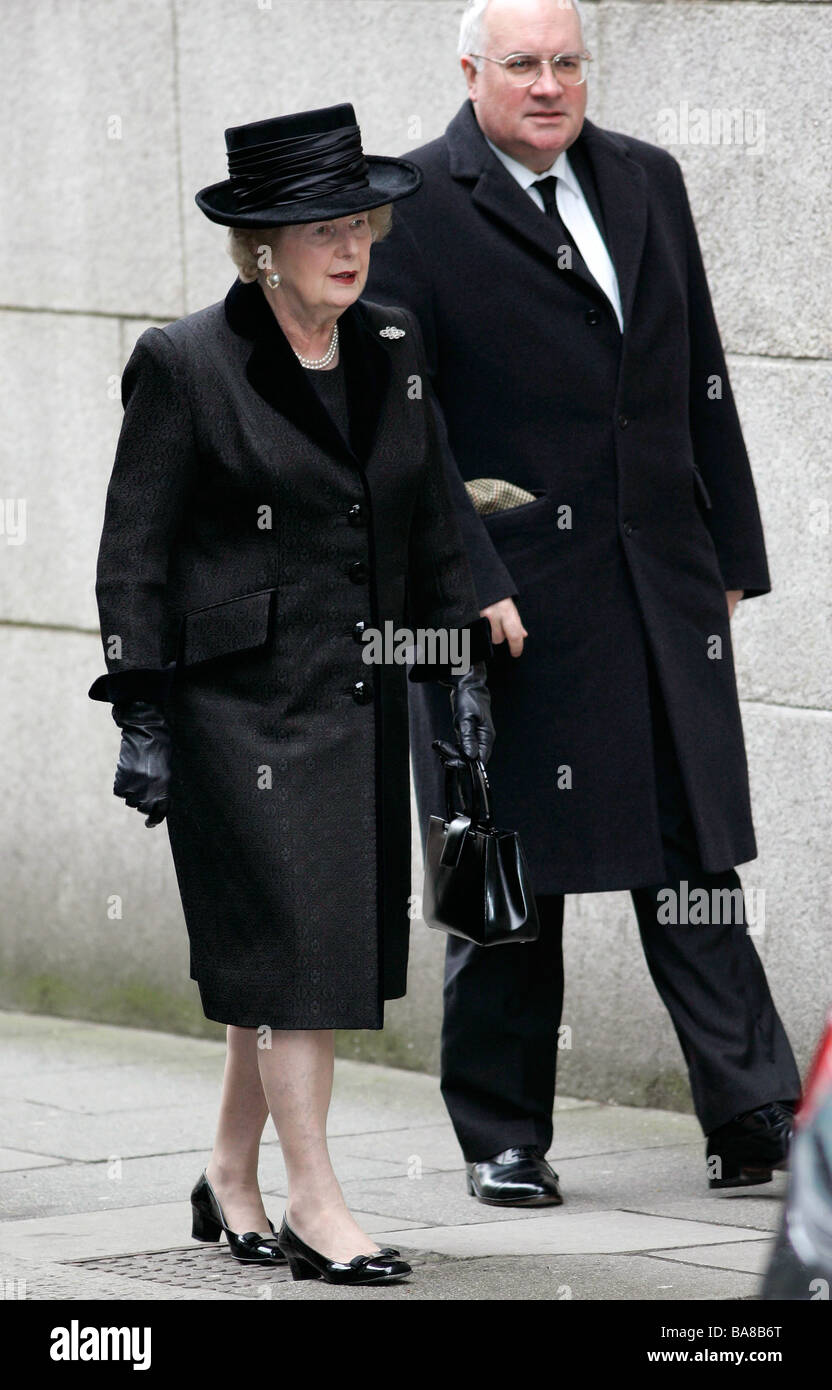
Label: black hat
xmin=195 ymin=103 xmax=422 ymax=227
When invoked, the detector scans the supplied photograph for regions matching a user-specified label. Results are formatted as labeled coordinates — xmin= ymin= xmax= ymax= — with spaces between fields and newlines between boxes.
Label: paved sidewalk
xmin=0 ymin=1010 xmax=784 ymax=1301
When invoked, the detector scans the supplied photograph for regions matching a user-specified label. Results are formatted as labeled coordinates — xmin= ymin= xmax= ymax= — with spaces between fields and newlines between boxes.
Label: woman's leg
xmin=205 ymin=1024 xmax=272 ymax=1234
xmin=258 ymin=1028 xmax=381 ymax=1262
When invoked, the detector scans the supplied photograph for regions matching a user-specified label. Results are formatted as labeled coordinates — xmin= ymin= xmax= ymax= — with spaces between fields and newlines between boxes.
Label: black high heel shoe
xmin=276 ymin=1215 xmax=411 ymax=1285
xmin=190 ymin=1169 xmax=287 ymax=1264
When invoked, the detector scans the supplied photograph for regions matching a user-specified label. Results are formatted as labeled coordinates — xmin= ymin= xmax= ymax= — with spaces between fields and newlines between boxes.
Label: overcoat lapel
xmin=445 ymin=102 xmax=648 ymax=329
xmin=471 ymin=164 xmax=604 ymax=301
xmin=577 ymin=120 xmax=648 ymax=332
xmin=224 ymin=277 xmax=392 ymax=466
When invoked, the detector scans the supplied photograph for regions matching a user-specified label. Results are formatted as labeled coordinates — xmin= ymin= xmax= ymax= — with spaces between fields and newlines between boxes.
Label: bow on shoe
xmin=348 ymin=1246 xmax=401 ymax=1267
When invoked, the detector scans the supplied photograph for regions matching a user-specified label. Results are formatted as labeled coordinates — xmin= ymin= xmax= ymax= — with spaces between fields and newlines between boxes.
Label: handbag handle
xmin=432 ymin=740 xmax=495 ymax=831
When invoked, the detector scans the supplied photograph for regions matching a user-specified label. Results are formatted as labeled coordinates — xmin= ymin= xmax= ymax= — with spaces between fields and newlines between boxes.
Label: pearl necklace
xmin=294 ymin=322 xmax=339 ymax=370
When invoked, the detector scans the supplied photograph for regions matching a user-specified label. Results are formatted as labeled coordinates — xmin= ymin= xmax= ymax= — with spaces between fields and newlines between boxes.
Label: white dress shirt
xmin=485 ymin=136 xmax=624 ymax=332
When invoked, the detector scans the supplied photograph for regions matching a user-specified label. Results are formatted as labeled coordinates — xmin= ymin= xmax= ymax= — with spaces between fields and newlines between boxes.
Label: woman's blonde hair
xmin=227 ymin=203 xmax=394 ymax=283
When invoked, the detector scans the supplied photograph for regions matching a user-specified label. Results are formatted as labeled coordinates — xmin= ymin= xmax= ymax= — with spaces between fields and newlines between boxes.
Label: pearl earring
xmin=266 ymin=271 xmax=281 ymax=289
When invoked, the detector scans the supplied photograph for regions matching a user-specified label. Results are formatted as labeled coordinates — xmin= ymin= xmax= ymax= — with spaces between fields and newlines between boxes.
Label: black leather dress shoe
xmin=276 ymin=1216 xmax=412 ymax=1285
xmin=706 ymin=1100 xmax=796 ymax=1190
xmin=190 ymin=1169 xmax=287 ymax=1264
xmin=465 ymin=1145 xmax=563 ymax=1206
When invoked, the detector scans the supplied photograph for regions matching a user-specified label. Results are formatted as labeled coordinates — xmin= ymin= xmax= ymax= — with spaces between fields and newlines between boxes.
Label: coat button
xmin=623 ymin=519 xmax=638 ymax=536
xmin=352 ymin=620 xmax=367 ymax=643
xmin=347 ymin=561 xmax=369 ymax=583
xmin=352 ymin=679 xmax=373 ymax=704
xmin=618 ymin=413 xmax=630 ymax=428
xmin=347 ymin=503 xmax=366 ymax=527
xmin=585 ymin=308 xmax=601 ymax=326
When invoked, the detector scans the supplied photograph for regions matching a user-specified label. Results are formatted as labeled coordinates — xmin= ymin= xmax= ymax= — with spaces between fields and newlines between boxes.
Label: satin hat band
xmin=195 ymin=102 xmax=422 ymax=227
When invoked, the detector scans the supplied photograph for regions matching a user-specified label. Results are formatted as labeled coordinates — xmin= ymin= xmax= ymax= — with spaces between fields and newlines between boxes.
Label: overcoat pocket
xmin=480 ymin=490 xmax=552 ymax=551
xmin=179 ymin=587 xmax=276 ymax=667
xmin=690 ymin=465 xmax=713 ymax=512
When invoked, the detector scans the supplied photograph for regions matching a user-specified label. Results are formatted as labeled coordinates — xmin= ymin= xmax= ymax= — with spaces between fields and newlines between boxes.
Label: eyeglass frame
xmin=467 ymin=51 xmax=593 ymax=87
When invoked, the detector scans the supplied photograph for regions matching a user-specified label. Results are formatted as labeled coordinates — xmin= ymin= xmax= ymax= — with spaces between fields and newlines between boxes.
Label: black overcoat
xmin=366 ymin=101 xmax=770 ymax=894
xmin=88 ymin=276 xmax=490 ymax=1028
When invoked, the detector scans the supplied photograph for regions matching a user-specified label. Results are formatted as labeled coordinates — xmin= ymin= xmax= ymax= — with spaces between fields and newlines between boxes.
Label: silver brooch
xmin=379 ymin=325 xmax=406 ymax=339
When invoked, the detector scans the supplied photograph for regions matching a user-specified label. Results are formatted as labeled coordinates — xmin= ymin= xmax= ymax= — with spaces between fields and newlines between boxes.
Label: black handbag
xmin=422 ymin=740 xmax=540 ymax=946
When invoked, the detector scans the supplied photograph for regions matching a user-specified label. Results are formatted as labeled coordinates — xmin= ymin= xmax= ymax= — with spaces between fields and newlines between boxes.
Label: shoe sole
xmin=322 ymin=1273 xmax=412 ymax=1285
xmin=282 ymin=1260 xmax=411 ymax=1285
xmin=709 ymin=1168 xmax=774 ymax=1190
xmin=229 ymin=1252 xmax=289 ymax=1264
xmin=468 ymin=1191 xmax=563 ymax=1207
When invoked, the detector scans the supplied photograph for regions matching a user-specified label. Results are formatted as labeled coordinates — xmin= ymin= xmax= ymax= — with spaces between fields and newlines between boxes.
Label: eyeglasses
xmin=469 ymin=52 xmax=592 ymax=87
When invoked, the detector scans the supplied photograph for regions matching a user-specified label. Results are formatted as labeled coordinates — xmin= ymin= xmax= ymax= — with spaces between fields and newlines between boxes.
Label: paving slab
xmin=650 ymin=1240 xmax=776 ymax=1276
xmin=548 ymin=1145 xmax=788 ymax=1230
xmin=333 ymin=1121 xmax=479 ymax=1173
xmin=0 ymin=1012 xmax=226 ymax=1073
xmin=615 ymin=1191 xmax=788 ymax=1234
xmin=331 ymin=1103 xmax=665 ymax=1175
xmin=0 ymin=1147 xmax=63 ymax=1173
xmin=336 ymin=1167 xmax=561 ymax=1227
xmin=549 ymin=1103 xmax=701 ymax=1157
xmin=370 ymin=1211 xmax=770 ymax=1258
xmin=0 ymin=1063 xmax=229 ymax=1114
xmin=0 ymin=1201 xmax=423 ymax=1263
xmin=0 ymin=1146 xmax=413 ymax=1223
xmin=0 ymin=1098 xmax=265 ymax=1164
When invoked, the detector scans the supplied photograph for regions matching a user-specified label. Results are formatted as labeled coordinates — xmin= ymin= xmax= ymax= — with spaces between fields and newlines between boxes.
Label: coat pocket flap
xmin=180 ymin=588 xmax=276 ymax=667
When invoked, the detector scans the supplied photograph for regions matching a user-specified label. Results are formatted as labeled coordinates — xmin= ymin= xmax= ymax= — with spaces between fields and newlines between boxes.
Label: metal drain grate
xmin=67 ymin=1245 xmax=430 ymax=1297
xmin=69 ymin=1246 xmax=294 ymax=1296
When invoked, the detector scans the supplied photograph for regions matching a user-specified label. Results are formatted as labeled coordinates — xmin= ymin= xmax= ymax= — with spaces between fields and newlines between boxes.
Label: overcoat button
xmin=347 ymin=561 xmax=370 ymax=583
xmin=585 ymin=308 xmax=601 ymax=325
xmin=347 ymin=504 xmax=366 ymax=527
xmin=623 ymin=520 xmax=638 ymax=536
xmin=618 ymin=413 xmax=630 ymax=428
xmin=352 ymin=679 xmax=373 ymax=704
xmin=352 ymin=620 xmax=367 ymax=643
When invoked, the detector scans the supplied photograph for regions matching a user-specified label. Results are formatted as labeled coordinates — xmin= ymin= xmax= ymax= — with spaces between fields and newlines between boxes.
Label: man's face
xmin=463 ymin=0 xmax=587 ymax=172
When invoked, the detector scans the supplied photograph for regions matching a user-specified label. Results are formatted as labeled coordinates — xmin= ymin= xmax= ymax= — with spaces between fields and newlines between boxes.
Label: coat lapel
xmin=576 ymin=119 xmax=648 ymax=332
xmin=339 ymin=296 xmax=393 ymax=464
xmin=224 ymin=277 xmax=392 ymax=466
xmin=445 ymin=101 xmax=648 ymax=330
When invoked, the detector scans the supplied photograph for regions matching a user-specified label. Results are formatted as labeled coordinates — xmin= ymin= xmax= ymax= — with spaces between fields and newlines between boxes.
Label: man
xmin=366 ymin=0 xmax=801 ymax=1204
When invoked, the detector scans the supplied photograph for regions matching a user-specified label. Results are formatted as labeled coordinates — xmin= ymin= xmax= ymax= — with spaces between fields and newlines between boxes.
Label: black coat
xmin=366 ymin=101 xmax=770 ymax=893
xmin=88 ymin=276 xmax=490 ymax=1028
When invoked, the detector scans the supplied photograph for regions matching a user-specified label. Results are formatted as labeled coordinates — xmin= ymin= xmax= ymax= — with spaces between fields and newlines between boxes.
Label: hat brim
xmin=195 ymin=155 xmax=422 ymax=227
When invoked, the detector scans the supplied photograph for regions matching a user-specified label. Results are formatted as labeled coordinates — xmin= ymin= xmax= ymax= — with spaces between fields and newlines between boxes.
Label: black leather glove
xmin=447 ymin=660 xmax=495 ymax=766
xmin=111 ymin=699 xmax=172 ymax=827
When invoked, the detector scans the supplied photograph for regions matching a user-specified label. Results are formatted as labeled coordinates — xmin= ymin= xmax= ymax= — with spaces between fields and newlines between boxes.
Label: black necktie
xmin=533 ymin=175 xmax=559 ymax=217
xmin=532 ymin=175 xmax=578 ymax=261
xmin=533 ymin=174 xmax=619 ymax=324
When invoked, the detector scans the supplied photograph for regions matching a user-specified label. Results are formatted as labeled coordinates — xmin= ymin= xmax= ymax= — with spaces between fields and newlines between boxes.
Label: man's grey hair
xmin=457 ymin=0 xmax=585 ymax=64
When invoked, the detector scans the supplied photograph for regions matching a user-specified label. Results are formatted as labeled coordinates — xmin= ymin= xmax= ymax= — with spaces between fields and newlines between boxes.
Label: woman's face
xmin=270 ymin=212 xmax=373 ymax=317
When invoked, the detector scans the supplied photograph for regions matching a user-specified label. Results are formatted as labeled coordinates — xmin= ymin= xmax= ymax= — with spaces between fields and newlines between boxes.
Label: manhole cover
xmin=67 ymin=1245 xmax=429 ymax=1297
xmin=69 ymin=1246 xmax=294 ymax=1297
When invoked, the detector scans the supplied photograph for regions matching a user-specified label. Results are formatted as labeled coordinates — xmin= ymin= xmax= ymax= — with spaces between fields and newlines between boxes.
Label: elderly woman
xmin=88 ymin=104 xmax=494 ymax=1286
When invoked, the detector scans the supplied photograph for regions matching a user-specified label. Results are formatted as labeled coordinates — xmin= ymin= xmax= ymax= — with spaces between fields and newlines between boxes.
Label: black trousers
xmin=440 ymin=661 xmax=802 ymax=1163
